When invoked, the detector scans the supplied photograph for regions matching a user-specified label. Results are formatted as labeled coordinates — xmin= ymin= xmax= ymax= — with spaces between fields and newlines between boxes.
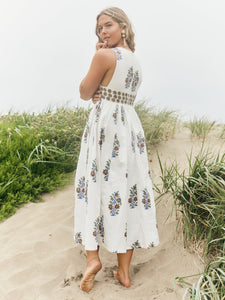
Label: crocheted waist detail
xmin=100 ymin=86 xmax=136 ymax=106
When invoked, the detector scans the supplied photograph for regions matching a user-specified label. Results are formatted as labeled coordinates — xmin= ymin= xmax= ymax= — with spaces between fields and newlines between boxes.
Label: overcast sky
xmin=0 ymin=0 xmax=225 ymax=122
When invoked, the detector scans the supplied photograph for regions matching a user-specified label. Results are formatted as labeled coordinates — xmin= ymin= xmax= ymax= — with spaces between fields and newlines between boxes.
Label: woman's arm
xmin=79 ymin=49 xmax=114 ymax=100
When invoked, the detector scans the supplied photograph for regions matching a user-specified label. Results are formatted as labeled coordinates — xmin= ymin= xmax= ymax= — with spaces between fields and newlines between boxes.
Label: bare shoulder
xmin=93 ymin=48 xmax=116 ymax=65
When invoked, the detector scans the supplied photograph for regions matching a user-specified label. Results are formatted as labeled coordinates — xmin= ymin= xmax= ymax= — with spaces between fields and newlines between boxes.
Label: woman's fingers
xmin=96 ymin=43 xmax=103 ymax=50
xmin=92 ymin=89 xmax=102 ymax=104
xmin=96 ymin=41 xmax=108 ymax=51
xmin=102 ymin=41 xmax=108 ymax=48
xmin=96 ymin=43 xmax=105 ymax=50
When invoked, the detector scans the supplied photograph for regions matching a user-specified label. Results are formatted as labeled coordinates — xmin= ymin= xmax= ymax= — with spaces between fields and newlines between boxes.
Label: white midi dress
xmin=74 ymin=47 xmax=159 ymax=253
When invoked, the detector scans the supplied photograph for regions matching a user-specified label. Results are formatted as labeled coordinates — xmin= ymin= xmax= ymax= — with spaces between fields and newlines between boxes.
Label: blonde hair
xmin=96 ymin=7 xmax=135 ymax=52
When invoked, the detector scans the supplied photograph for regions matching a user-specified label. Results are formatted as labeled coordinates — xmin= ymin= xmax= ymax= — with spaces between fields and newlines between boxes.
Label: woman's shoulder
xmin=95 ymin=48 xmax=117 ymax=58
xmin=90 ymin=48 xmax=116 ymax=66
xmin=93 ymin=47 xmax=138 ymax=66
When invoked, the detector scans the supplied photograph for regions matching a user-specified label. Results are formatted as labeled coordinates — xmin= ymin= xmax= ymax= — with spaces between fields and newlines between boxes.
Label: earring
xmin=121 ymin=30 xmax=126 ymax=45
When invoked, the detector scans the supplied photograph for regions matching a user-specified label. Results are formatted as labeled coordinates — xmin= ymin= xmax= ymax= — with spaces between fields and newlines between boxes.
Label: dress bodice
xmin=99 ymin=47 xmax=142 ymax=106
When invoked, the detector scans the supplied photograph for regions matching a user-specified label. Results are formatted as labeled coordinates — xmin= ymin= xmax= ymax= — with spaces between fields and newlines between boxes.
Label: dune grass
xmin=134 ymin=100 xmax=178 ymax=148
xmin=220 ymin=125 xmax=225 ymax=139
xmin=156 ymin=147 xmax=225 ymax=299
xmin=184 ymin=117 xmax=215 ymax=139
xmin=0 ymin=105 xmax=90 ymax=220
xmin=179 ymin=252 xmax=225 ymax=300
xmin=157 ymin=148 xmax=225 ymax=256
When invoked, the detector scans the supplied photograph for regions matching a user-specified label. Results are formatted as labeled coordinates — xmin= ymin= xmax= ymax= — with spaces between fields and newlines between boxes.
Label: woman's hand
xmin=96 ymin=40 xmax=108 ymax=51
xmin=92 ymin=88 xmax=101 ymax=104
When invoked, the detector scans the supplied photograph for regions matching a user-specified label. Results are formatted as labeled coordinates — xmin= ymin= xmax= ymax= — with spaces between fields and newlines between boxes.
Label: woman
xmin=74 ymin=7 xmax=159 ymax=292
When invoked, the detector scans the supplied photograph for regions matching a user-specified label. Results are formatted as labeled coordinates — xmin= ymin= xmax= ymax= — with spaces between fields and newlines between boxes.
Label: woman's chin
xmin=109 ymin=43 xmax=118 ymax=48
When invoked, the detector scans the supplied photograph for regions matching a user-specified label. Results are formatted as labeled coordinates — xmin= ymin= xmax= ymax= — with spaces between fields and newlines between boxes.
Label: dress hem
xmin=74 ymin=240 xmax=159 ymax=254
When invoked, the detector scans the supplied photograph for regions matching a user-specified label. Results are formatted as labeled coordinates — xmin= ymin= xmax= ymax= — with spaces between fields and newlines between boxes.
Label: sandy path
xmin=0 ymin=127 xmax=224 ymax=300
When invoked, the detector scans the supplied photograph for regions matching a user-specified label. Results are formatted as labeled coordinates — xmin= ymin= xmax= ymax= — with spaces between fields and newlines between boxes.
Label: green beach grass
xmin=156 ymin=147 xmax=225 ymax=299
xmin=0 ymin=105 xmax=90 ymax=220
xmin=220 ymin=125 xmax=225 ymax=139
xmin=135 ymin=100 xmax=178 ymax=147
xmin=184 ymin=116 xmax=216 ymax=139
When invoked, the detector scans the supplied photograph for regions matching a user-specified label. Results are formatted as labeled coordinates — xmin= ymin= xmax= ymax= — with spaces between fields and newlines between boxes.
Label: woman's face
xmin=97 ymin=14 xmax=124 ymax=48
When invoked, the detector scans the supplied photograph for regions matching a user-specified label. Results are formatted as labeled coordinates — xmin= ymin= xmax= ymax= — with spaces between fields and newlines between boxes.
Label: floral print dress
xmin=74 ymin=47 xmax=159 ymax=253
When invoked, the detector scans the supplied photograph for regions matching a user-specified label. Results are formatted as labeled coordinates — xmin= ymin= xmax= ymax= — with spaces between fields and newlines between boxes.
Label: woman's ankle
xmin=114 ymin=267 xmax=131 ymax=287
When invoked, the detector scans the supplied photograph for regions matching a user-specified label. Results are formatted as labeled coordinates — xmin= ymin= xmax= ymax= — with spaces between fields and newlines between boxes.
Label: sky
xmin=0 ymin=0 xmax=225 ymax=122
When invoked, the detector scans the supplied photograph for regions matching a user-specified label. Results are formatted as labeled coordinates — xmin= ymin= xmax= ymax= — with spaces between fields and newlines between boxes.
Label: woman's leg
xmin=114 ymin=249 xmax=133 ymax=287
xmin=80 ymin=247 xmax=102 ymax=292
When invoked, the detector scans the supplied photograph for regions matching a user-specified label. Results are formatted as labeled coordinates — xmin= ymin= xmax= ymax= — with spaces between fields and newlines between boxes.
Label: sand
xmin=0 ymin=127 xmax=224 ymax=300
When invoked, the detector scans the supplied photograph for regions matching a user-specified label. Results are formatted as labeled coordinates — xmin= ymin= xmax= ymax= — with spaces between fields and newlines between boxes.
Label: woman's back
xmin=99 ymin=47 xmax=142 ymax=106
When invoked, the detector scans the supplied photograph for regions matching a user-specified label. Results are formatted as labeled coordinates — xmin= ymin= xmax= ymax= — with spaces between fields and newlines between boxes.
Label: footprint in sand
xmin=102 ymin=266 xmax=117 ymax=278
xmin=132 ymin=262 xmax=145 ymax=275
xmin=62 ymin=272 xmax=83 ymax=287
